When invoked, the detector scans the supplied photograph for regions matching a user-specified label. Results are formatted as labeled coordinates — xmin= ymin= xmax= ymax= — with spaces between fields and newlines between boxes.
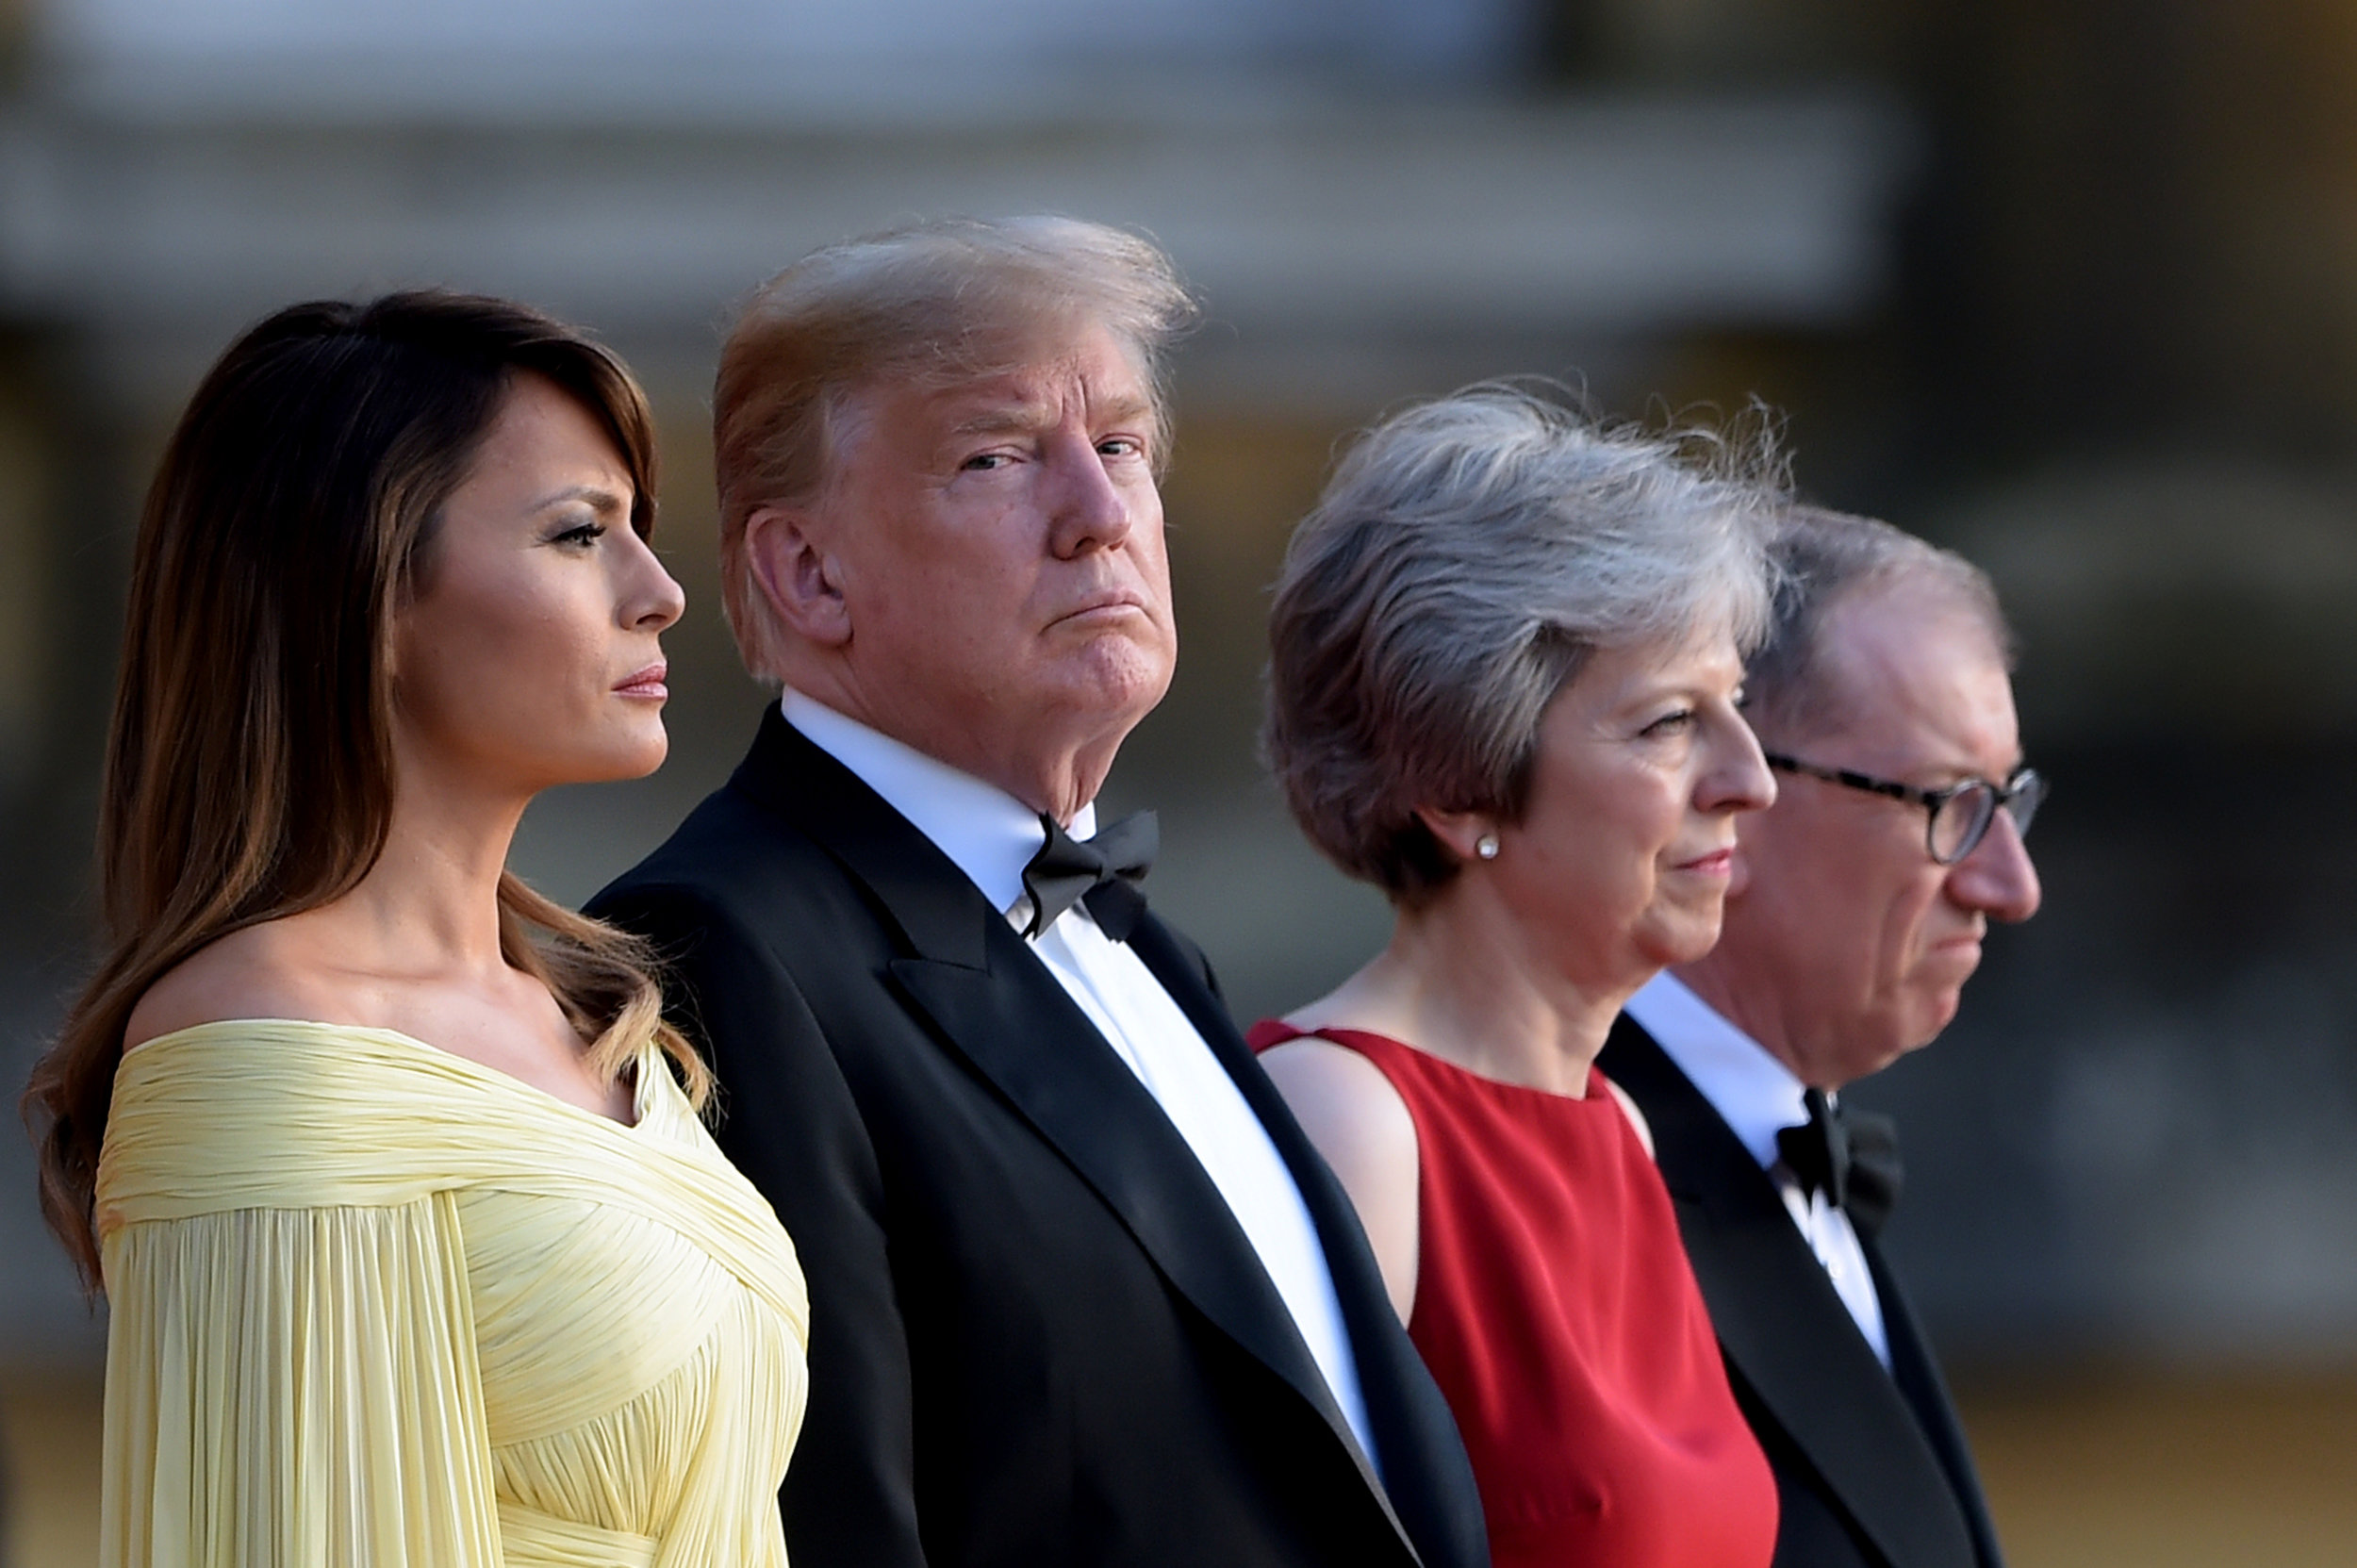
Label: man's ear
xmin=743 ymin=504 xmax=852 ymax=649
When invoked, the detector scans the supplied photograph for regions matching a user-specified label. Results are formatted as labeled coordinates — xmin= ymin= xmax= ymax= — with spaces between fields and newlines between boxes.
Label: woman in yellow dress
xmin=23 ymin=292 xmax=808 ymax=1567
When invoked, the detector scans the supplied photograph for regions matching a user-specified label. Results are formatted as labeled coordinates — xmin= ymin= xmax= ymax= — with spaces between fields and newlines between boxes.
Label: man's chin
xmin=1827 ymin=994 xmax=1963 ymax=1085
xmin=1895 ymin=990 xmax=1966 ymax=1059
xmin=1050 ymin=638 xmax=1175 ymax=718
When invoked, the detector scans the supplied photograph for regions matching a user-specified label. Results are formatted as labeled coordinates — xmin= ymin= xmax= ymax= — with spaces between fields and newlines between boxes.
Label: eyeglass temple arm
xmin=1760 ymin=752 xmax=1938 ymax=809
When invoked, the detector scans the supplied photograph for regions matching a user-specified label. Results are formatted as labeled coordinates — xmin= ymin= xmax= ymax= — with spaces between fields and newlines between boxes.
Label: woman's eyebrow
xmin=528 ymin=483 xmax=630 ymax=514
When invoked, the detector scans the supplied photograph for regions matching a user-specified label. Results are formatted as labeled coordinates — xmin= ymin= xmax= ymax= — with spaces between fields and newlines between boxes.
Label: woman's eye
xmin=551 ymin=520 xmax=606 ymax=549
xmin=1641 ymin=708 xmax=1696 ymax=738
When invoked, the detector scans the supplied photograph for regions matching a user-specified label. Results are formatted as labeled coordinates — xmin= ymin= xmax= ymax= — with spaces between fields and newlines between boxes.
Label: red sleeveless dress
xmin=1251 ymin=1023 xmax=1776 ymax=1568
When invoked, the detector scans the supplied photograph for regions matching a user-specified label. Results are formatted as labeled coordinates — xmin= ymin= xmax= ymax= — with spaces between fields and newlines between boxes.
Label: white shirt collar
xmin=1623 ymin=970 xmax=1812 ymax=1171
xmin=780 ymin=688 xmax=1096 ymax=917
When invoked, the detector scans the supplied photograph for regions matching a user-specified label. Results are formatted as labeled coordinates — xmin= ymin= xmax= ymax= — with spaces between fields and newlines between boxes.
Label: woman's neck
xmin=1286 ymin=891 xmax=1637 ymax=1098
xmin=316 ymin=761 xmax=530 ymax=982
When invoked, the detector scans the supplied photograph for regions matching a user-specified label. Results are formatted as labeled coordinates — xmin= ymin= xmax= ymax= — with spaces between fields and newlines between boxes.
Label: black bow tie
xmin=1020 ymin=810 xmax=1158 ymax=942
xmin=1776 ymin=1087 xmax=1904 ymax=1238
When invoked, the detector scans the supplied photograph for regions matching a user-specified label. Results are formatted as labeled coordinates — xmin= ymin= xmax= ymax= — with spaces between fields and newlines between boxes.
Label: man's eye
xmin=961 ymin=453 xmax=1012 ymax=471
xmin=1098 ymin=437 xmax=1144 ymax=459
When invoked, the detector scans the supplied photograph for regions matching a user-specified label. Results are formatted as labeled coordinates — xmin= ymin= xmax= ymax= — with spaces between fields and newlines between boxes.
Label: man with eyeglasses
xmin=1599 ymin=505 xmax=2041 ymax=1568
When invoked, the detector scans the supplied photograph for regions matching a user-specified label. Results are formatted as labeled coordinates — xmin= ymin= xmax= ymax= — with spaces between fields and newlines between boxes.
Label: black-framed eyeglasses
xmin=1763 ymin=751 xmax=2046 ymax=866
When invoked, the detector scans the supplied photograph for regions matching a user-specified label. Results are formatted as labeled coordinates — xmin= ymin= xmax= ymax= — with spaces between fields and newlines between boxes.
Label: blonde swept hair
xmin=712 ymin=215 xmax=1198 ymax=681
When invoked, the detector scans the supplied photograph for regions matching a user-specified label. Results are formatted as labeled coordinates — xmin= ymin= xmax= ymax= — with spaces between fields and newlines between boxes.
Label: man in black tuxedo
xmin=590 ymin=218 xmax=1486 ymax=1568
xmin=1599 ymin=506 xmax=2044 ymax=1568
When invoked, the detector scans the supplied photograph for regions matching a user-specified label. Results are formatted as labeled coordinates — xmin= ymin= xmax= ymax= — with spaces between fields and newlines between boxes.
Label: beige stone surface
xmin=0 ymin=1368 xmax=100 ymax=1568
xmin=1965 ymin=1370 xmax=2357 ymax=1568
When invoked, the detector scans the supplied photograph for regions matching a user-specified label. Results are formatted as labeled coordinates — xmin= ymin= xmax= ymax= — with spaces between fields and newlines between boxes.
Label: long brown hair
xmin=25 ymin=290 xmax=712 ymax=1288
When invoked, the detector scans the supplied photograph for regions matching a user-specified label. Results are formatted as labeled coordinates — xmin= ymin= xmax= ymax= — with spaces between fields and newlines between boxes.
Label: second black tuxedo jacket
xmin=1598 ymin=1016 xmax=2005 ymax=1568
xmin=590 ymin=710 xmax=1487 ymax=1568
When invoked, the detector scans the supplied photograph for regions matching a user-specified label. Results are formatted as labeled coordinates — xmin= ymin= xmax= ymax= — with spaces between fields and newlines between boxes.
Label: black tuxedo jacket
xmin=1597 ymin=1016 xmax=2005 ymax=1568
xmin=589 ymin=710 xmax=1487 ymax=1568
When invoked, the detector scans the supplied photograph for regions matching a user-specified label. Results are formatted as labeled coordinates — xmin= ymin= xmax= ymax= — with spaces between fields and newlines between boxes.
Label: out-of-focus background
xmin=3 ymin=1 xmax=2355 ymax=1562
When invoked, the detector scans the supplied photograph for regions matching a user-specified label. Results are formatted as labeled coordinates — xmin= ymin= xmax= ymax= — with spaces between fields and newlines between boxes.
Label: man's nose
xmin=1946 ymin=808 xmax=2041 ymax=923
xmin=1047 ymin=437 xmax=1135 ymax=557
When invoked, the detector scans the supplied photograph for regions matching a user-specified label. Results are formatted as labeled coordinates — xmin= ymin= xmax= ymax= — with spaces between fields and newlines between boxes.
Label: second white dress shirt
xmin=1624 ymin=970 xmax=1892 ymax=1367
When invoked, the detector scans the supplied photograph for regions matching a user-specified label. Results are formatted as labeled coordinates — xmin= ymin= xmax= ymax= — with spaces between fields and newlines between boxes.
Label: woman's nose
xmin=1702 ymin=715 xmax=1778 ymax=815
xmin=624 ymin=535 xmax=686 ymax=632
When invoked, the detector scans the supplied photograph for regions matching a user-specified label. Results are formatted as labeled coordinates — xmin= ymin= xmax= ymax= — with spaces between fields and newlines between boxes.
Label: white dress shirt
xmin=781 ymin=690 xmax=1380 ymax=1467
xmin=1624 ymin=971 xmax=1892 ymax=1367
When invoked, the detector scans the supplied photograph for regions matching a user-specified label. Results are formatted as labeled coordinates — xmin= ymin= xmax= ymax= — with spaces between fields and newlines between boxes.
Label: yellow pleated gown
xmin=95 ymin=1019 xmax=810 ymax=1568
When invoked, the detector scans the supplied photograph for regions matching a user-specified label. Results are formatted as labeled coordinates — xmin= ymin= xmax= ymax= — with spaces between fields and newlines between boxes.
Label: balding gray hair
xmin=1264 ymin=385 xmax=1783 ymax=903
xmin=1743 ymin=505 xmax=2014 ymax=742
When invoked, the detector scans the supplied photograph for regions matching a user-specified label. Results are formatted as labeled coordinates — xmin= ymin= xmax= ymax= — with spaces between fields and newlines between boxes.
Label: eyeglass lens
xmin=1930 ymin=771 xmax=2044 ymax=864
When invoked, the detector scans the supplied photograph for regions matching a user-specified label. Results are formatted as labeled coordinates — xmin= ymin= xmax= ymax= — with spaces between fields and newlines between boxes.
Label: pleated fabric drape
xmin=96 ymin=1019 xmax=808 ymax=1568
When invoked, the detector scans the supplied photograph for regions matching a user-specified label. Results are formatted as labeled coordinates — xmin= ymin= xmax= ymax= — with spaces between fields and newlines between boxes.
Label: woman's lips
xmin=614 ymin=662 xmax=668 ymax=700
xmin=1673 ymin=848 xmax=1736 ymax=876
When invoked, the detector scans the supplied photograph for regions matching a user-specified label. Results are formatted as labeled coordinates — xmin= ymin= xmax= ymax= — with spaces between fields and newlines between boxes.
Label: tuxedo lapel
xmin=883 ymin=954 xmax=1360 ymax=1442
xmin=1602 ymin=1016 xmax=1980 ymax=1568
xmin=728 ymin=710 xmax=990 ymax=968
xmin=730 ymin=712 xmax=1382 ymax=1513
xmin=1124 ymin=916 xmax=1436 ymax=1548
xmin=1870 ymin=1243 xmax=2007 ymax=1568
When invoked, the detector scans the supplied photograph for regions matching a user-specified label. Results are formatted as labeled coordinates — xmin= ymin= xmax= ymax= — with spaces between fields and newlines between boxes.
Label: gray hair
xmin=714 ymin=215 xmax=1199 ymax=681
xmin=1264 ymin=385 xmax=1783 ymax=903
xmin=1744 ymin=505 xmax=2014 ymax=742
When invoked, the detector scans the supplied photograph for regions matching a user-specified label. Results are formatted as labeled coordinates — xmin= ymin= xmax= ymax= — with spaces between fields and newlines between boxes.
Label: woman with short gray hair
xmin=1254 ymin=386 xmax=1784 ymax=1568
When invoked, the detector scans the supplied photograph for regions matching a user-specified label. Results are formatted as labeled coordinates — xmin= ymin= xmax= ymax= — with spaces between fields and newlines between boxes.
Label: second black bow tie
xmin=1776 ymin=1087 xmax=1904 ymax=1238
xmin=1020 ymin=810 xmax=1158 ymax=942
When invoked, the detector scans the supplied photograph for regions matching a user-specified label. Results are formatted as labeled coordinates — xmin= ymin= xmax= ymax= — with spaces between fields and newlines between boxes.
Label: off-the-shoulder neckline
xmin=123 ymin=1016 xmax=657 ymax=1132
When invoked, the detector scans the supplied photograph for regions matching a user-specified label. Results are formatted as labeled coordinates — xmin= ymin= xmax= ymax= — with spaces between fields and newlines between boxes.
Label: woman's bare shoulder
xmin=1260 ymin=1032 xmax=1423 ymax=1321
xmin=1601 ymin=1074 xmax=1657 ymax=1159
xmin=121 ymin=920 xmax=354 ymax=1051
xmin=1262 ymin=1031 xmax=1408 ymax=1120
xmin=1260 ymin=1035 xmax=1419 ymax=1182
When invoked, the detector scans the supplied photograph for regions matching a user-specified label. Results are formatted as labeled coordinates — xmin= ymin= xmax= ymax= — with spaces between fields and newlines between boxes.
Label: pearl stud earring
xmin=1475 ymin=834 xmax=1500 ymax=861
